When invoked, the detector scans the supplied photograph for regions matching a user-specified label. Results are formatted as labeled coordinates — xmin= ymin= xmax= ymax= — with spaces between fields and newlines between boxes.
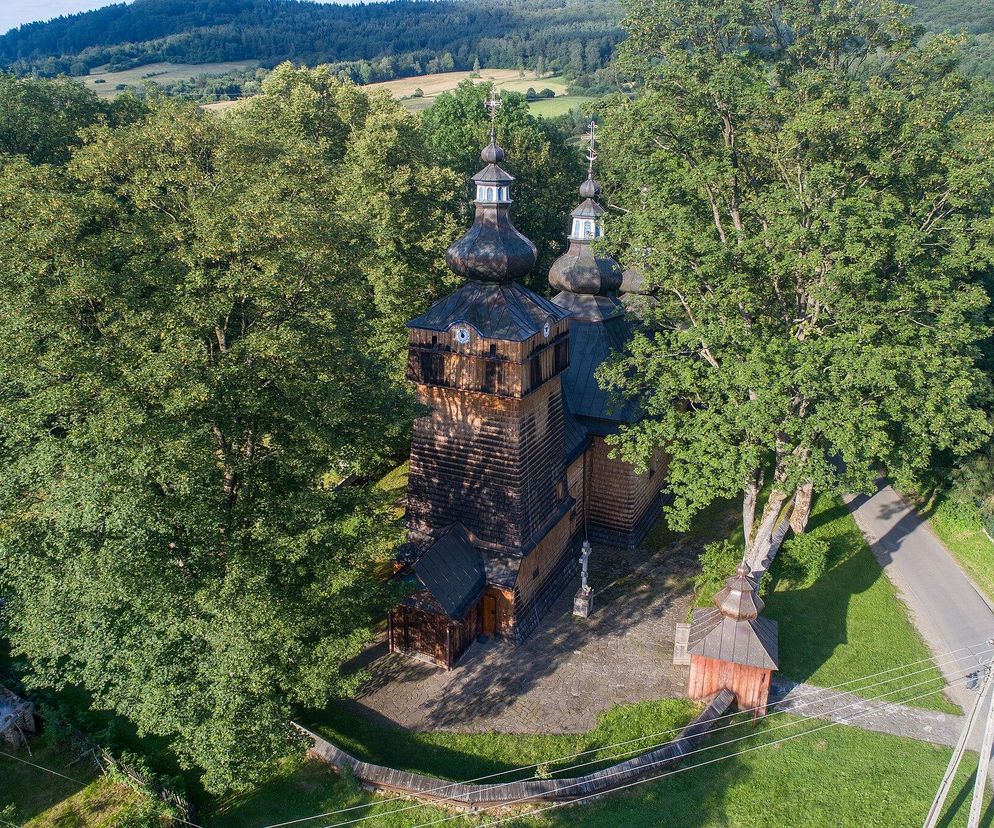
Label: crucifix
xmin=579 ymin=539 xmax=592 ymax=593
xmin=574 ymin=539 xmax=594 ymax=618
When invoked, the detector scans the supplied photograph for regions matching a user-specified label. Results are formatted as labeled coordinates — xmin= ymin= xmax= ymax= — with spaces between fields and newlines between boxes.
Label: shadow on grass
xmin=936 ymin=768 xmax=994 ymax=828
xmin=763 ymin=502 xmax=883 ymax=683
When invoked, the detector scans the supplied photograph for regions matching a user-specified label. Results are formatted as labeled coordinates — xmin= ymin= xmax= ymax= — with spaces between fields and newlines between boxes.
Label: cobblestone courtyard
xmin=347 ymin=534 xmax=702 ymax=733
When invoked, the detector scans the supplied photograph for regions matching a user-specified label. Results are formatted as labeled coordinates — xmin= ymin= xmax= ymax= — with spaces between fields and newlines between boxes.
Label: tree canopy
xmin=0 ymin=69 xmax=460 ymax=792
xmin=599 ymin=0 xmax=994 ymax=567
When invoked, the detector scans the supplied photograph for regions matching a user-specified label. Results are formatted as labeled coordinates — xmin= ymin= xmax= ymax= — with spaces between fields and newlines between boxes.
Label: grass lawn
xmin=0 ymin=738 xmax=167 ymax=827
xmin=764 ymin=494 xmax=959 ymax=713
xmin=304 ymin=698 xmax=700 ymax=782
xmin=205 ymin=715 xmax=990 ymax=827
xmin=924 ymin=497 xmax=994 ymax=603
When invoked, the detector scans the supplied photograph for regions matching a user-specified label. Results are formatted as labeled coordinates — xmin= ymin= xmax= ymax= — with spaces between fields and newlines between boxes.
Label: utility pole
xmin=924 ymin=640 xmax=994 ymax=828
xmin=969 ymin=656 xmax=994 ymax=828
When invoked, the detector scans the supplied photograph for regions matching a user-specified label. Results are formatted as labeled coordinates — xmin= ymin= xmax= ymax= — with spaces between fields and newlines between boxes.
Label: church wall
xmin=406 ymin=378 xmax=568 ymax=553
xmin=514 ymin=509 xmax=573 ymax=610
xmin=688 ymin=655 xmax=772 ymax=715
xmin=566 ymin=453 xmax=586 ymax=538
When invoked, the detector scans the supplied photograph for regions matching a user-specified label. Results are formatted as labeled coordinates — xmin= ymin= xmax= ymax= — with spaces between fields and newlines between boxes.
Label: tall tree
xmin=0 ymin=75 xmax=452 ymax=792
xmin=420 ymin=80 xmax=586 ymax=293
xmin=599 ymin=0 xmax=994 ymax=568
xmin=0 ymin=73 xmax=143 ymax=164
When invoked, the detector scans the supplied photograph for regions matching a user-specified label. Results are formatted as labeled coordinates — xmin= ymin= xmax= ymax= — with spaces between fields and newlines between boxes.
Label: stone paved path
xmin=771 ymin=678 xmax=968 ymax=749
xmin=349 ymin=540 xmax=700 ymax=733
xmin=844 ymin=482 xmax=994 ymax=710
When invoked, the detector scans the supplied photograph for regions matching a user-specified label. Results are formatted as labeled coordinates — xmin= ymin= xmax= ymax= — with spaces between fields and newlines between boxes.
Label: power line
xmin=265 ymin=640 xmax=988 ymax=828
xmin=0 ymin=748 xmax=90 ymax=787
xmin=402 ymin=679 xmax=962 ymax=828
xmin=326 ymin=664 xmax=971 ymax=828
xmin=324 ymin=656 xmax=979 ymax=828
xmin=387 ymin=671 xmax=961 ymax=828
xmin=472 ymin=677 xmax=970 ymax=828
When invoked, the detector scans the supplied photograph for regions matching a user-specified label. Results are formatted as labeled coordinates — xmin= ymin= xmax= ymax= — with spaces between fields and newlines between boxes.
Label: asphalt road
xmin=844 ymin=482 xmax=994 ymax=710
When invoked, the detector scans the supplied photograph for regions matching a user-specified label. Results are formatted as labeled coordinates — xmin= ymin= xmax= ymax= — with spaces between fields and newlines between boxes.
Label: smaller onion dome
xmin=714 ymin=562 xmax=764 ymax=621
xmin=579 ymin=171 xmax=601 ymax=200
xmin=481 ymin=140 xmax=505 ymax=165
xmin=548 ymin=129 xmax=622 ymax=299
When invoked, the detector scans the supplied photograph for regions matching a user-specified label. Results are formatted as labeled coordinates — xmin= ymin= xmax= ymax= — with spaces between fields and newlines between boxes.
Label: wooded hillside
xmin=0 ymin=0 xmax=624 ymax=82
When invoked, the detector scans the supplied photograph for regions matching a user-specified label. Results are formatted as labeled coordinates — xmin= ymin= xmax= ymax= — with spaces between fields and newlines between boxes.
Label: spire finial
xmin=485 ymin=87 xmax=501 ymax=143
xmin=586 ymin=119 xmax=598 ymax=176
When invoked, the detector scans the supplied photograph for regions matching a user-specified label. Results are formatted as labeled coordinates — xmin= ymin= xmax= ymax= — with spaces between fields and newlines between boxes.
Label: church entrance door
xmin=482 ymin=594 xmax=497 ymax=636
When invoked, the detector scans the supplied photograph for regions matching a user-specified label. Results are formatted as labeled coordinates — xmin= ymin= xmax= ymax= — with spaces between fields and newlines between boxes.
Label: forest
xmin=0 ymin=0 xmax=624 ymax=84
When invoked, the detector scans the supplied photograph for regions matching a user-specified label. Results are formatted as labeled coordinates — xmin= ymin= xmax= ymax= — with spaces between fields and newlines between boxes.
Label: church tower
xmin=550 ymin=123 xmax=666 ymax=548
xmin=395 ymin=93 xmax=578 ymax=660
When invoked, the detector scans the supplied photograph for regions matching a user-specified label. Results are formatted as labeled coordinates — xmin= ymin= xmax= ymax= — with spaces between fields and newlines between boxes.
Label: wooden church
xmin=389 ymin=115 xmax=666 ymax=669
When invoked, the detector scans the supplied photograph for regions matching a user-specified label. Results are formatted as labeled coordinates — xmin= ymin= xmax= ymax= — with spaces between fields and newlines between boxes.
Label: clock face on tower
xmin=454 ymin=326 xmax=470 ymax=344
xmin=543 ymin=320 xmax=552 ymax=338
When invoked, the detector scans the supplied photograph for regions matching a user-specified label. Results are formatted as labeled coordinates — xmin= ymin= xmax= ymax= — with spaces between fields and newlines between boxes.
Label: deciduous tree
xmin=0 ymin=76 xmax=450 ymax=792
xmin=599 ymin=0 xmax=994 ymax=569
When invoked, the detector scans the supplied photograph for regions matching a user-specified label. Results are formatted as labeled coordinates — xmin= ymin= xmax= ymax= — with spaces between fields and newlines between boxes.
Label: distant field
xmin=81 ymin=60 xmax=259 ymax=98
xmin=203 ymin=70 xmax=581 ymax=116
xmin=528 ymin=94 xmax=597 ymax=117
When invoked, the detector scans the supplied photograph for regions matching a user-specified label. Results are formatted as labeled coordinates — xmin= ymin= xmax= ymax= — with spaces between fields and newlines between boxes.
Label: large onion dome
xmin=445 ymin=136 xmax=537 ymax=283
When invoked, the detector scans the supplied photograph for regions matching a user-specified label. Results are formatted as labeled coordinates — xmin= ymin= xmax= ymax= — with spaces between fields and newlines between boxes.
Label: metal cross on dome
xmin=485 ymin=87 xmax=501 ymax=141
xmin=586 ymin=119 xmax=598 ymax=174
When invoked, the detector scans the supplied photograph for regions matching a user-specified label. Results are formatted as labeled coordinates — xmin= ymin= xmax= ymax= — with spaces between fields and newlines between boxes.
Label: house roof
xmin=687 ymin=608 xmax=779 ymax=670
xmin=558 ymin=313 xmax=640 ymax=429
xmin=408 ymin=280 xmax=570 ymax=342
xmin=412 ymin=524 xmax=487 ymax=621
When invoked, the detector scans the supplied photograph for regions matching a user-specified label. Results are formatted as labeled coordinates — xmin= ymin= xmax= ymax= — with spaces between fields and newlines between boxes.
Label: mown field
xmin=201 ymin=70 xmax=589 ymax=117
xmin=81 ymin=60 xmax=259 ymax=98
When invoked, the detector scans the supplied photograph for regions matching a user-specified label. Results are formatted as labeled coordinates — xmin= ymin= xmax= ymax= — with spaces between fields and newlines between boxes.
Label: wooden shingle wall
xmin=406 ymin=379 xmax=568 ymax=554
xmin=586 ymin=437 xmax=667 ymax=538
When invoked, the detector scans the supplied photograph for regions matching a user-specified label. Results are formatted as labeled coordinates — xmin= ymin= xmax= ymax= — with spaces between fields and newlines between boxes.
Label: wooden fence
xmin=294 ymin=688 xmax=735 ymax=811
xmin=67 ymin=724 xmax=199 ymax=826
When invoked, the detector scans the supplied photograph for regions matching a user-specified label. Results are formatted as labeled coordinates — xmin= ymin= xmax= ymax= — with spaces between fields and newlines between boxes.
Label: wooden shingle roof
xmin=407 ymin=280 xmax=570 ymax=342
xmin=558 ymin=312 xmax=640 ymax=433
xmin=411 ymin=524 xmax=487 ymax=621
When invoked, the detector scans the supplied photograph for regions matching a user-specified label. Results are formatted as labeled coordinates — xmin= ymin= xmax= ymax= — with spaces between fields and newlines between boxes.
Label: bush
xmin=694 ymin=539 xmax=742 ymax=604
xmin=412 ymin=87 xmax=424 ymax=98
xmin=777 ymin=533 xmax=830 ymax=587
xmin=93 ymin=78 xmax=106 ymax=83
xmin=537 ymin=87 xmax=556 ymax=98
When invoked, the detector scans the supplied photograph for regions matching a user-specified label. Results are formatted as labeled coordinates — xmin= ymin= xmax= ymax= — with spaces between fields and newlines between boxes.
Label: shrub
xmin=412 ymin=87 xmax=424 ymax=98
xmin=694 ymin=539 xmax=742 ymax=603
xmin=777 ymin=533 xmax=830 ymax=587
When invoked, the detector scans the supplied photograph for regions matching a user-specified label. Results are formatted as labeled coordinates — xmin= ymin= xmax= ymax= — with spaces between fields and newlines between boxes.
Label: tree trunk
xmin=789 ymin=482 xmax=814 ymax=533
xmin=746 ymin=488 xmax=790 ymax=572
xmin=742 ymin=468 xmax=763 ymax=556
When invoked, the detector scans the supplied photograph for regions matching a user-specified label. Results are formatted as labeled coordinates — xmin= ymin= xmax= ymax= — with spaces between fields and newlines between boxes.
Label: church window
xmin=486 ymin=186 xmax=494 ymax=201
xmin=583 ymin=220 xmax=594 ymax=238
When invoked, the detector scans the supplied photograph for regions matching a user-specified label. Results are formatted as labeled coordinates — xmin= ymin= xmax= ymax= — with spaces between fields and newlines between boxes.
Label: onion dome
xmin=715 ymin=562 xmax=764 ymax=621
xmin=549 ymin=123 xmax=623 ymax=316
xmin=445 ymin=94 xmax=537 ymax=284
